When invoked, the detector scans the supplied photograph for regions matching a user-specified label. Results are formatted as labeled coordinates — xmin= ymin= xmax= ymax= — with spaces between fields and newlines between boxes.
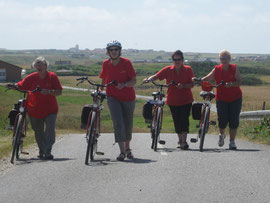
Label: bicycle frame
xmin=145 ymin=80 xmax=175 ymax=151
xmin=76 ymin=77 xmax=115 ymax=164
xmin=6 ymin=85 xmax=40 ymax=163
xmin=191 ymin=79 xmax=224 ymax=151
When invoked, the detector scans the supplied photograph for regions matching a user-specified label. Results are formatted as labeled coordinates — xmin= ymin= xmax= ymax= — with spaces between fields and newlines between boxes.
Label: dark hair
xmin=172 ymin=50 xmax=184 ymax=60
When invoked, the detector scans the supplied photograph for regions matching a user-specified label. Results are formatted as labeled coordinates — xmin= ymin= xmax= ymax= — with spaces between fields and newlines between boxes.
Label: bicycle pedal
xmin=96 ymin=152 xmax=104 ymax=155
xmin=159 ymin=140 xmax=166 ymax=145
xmin=210 ymin=121 xmax=216 ymax=125
xmin=190 ymin=138 xmax=197 ymax=143
xmin=21 ymin=151 xmax=29 ymax=155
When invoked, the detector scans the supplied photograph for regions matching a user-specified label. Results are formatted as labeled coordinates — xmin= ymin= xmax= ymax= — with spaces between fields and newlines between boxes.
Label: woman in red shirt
xmin=143 ymin=50 xmax=194 ymax=150
xmin=99 ymin=40 xmax=136 ymax=161
xmin=200 ymin=50 xmax=242 ymax=150
xmin=9 ymin=56 xmax=62 ymax=160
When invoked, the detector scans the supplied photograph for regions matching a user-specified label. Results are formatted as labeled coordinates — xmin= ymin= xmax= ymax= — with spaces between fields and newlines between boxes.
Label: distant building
xmin=0 ymin=60 xmax=22 ymax=82
xmin=69 ymin=44 xmax=80 ymax=53
xmin=55 ymin=60 xmax=72 ymax=66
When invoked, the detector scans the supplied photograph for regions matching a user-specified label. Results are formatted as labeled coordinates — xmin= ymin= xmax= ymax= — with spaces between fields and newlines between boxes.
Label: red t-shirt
xmin=17 ymin=71 xmax=63 ymax=119
xmin=99 ymin=57 xmax=136 ymax=102
xmin=156 ymin=65 xmax=194 ymax=106
xmin=214 ymin=64 xmax=242 ymax=102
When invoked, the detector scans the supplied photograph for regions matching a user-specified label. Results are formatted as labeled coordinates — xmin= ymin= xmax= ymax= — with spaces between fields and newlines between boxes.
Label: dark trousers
xmin=29 ymin=114 xmax=57 ymax=156
xmin=169 ymin=103 xmax=192 ymax=134
xmin=216 ymin=97 xmax=242 ymax=129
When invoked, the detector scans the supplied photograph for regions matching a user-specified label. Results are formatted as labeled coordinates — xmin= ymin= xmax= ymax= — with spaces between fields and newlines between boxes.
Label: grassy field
xmin=1 ymin=73 xmax=270 ymax=159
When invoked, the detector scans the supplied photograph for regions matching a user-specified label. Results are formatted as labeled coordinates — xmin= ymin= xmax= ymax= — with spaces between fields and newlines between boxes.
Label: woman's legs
xmin=169 ymin=103 xmax=192 ymax=149
xmin=107 ymin=97 xmax=135 ymax=159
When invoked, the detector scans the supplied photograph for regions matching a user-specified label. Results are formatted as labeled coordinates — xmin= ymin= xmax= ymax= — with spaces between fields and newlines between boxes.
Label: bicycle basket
xmin=192 ymin=102 xmax=203 ymax=120
xmin=81 ymin=104 xmax=93 ymax=129
xmin=202 ymin=81 xmax=213 ymax=92
xmin=142 ymin=100 xmax=154 ymax=123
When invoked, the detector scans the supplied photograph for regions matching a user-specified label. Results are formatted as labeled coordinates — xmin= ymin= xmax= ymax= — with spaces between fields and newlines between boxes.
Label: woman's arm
xmin=201 ymin=68 xmax=215 ymax=82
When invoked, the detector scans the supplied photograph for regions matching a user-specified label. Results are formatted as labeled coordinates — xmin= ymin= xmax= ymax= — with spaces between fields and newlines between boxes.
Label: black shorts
xmin=216 ymin=97 xmax=242 ymax=129
xmin=169 ymin=103 xmax=192 ymax=134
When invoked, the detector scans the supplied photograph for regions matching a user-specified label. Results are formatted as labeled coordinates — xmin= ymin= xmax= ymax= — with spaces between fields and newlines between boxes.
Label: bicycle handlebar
xmin=143 ymin=79 xmax=175 ymax=88
xmin=76 ymin=77 xmax=117 ymax=87
xmin=6 ymin=84 xmax=41 ymax=93
xmin=192 ymin=78 xmax=224 ymax=88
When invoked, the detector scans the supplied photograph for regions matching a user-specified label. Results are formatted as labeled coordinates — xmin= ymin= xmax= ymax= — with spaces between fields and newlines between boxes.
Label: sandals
xmin=116 ymin=153 xmax=126 ymax=161
xmin=117 ymin=149 xmax=134 ymax=161
xmin=126 ymin=149 xmax=134 ymax=159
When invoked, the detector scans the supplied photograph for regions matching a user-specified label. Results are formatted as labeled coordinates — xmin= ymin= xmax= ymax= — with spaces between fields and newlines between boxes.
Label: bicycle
xmin=143 ymin=80 xmax=175 ymax=151
xmin=190 ymin=78 xmax=224 ymax=152
xmin=6 ymin=84 xmax=40 ymax=164
xmin=76 ymin=77 xmax=116 ymax=164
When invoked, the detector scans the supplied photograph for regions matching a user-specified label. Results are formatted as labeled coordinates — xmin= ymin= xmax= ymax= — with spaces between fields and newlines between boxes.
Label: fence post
xmin=262 ymin=101 xmax=266 ymax=110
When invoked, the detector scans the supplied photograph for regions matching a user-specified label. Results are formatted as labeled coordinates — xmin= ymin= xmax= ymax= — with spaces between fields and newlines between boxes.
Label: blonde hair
xmin=32 ymin=56 xmax=49 ymax=68
xmin=219 ymin=50 xmax=231 ymax=60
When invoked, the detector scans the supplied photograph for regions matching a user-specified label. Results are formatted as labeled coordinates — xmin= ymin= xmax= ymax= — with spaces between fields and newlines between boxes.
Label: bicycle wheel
xmin=90 ymin=133 xmax=98 ymax=161
xmin=154 ymin=107 xmax=162 ymax=151
xmin=151 ymin=109 xmax=157 ymax=149
xmin=16 ymin=117 xmax=26 ymax=159
xmin=11 ymin=114 xmax=22 ymax=163
xmin=199 ymin=106 xmax=210 ymax=152
xmin=85 ymin=112 xmax=96 ymax=165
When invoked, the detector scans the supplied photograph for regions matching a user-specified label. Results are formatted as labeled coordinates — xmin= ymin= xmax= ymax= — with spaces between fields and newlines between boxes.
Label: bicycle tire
xmin=151 ymin=108 xmax=157 ymax=149
xmin=16 ymin=117 xmax=26 ymax=159
xmin=11 ymin=114 xmax=22 ymax=164
xmin=85 ymin=112 xmax=96 ymax=165
xmin=154 ymin=107 xmax=162 ymax=151
xmin=199 ymin=106 xmax=210 ymax=152
xmin=90 ymin=134 xmax=97 ymax=161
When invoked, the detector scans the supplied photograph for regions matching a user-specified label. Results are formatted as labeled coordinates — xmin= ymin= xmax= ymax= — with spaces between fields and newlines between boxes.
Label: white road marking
xmin=158 ymin=143 xmax=168 ymax=155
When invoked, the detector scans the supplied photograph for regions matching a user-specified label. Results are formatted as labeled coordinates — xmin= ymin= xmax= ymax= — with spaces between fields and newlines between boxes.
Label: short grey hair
xmin=32 ymin=56 xmax=49 ymax=68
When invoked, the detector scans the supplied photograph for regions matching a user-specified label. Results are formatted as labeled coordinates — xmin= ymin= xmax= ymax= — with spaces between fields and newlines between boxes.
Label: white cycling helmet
xmin=106 ymin=40 xmax=122 ymax=50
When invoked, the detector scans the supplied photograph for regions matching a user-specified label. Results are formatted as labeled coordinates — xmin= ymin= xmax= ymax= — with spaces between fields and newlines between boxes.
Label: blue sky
xmin=0 ymin=0 xmax=270 ymax=54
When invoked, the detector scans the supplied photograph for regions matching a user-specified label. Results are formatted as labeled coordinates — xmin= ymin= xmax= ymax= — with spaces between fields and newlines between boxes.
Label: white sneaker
xmin=218 ymin=133 xmax=226 ymax=147
xmin=229 ymin=141 xmax=237 ymax=150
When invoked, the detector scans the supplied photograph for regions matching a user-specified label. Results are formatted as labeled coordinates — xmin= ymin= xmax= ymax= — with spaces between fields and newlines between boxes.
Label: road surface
xmin=0 ymin=133 xmax=270 ymax=203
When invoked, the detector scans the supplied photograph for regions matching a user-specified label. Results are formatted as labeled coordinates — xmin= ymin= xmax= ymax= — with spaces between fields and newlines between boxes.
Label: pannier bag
xmin=142 ymin=100 xmax=154 ymax=123
xmin=8 ymin=109 xmax=19 ymax=126
xmin=7 ymin=101 xmax=21 ymax=129
xmin=81 ymin=104 xmax=93 ymax=129
xmin=192 ymin=102 xmax=203 ymax=120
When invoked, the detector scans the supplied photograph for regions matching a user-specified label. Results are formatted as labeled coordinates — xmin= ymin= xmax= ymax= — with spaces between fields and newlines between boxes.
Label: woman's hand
xmin=41 ymin=89 xmax=51 ymax=95
xmin=225 ymin=82 xmax=233 ymax=88
xmin=143 ymin=78 xmax=151 ymax=84
xmin=116 ymin=83 xmax=126 ymax=89
xmin=177 ymin=83 xmax=184 ymax=88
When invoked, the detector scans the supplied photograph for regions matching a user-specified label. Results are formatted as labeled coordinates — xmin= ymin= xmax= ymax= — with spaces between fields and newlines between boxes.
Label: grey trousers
xmin=29 ymin=114 xmax=57 ymax=156
xmin=107 ymin=96 xmax=135 ymax=142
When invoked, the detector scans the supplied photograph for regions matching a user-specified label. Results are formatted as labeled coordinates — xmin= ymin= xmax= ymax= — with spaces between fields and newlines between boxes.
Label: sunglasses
xmin=173 ymin=58 xmax=182 ymax=61
xmin=109 ymin=48 xmax=120 ymax=52
xmin=220 ymin=57 xmax=229 ymax=60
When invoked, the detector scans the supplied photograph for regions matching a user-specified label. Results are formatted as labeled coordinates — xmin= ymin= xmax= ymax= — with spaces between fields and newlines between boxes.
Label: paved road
xmin=0 ymin=133 xmax=270 ymax=203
